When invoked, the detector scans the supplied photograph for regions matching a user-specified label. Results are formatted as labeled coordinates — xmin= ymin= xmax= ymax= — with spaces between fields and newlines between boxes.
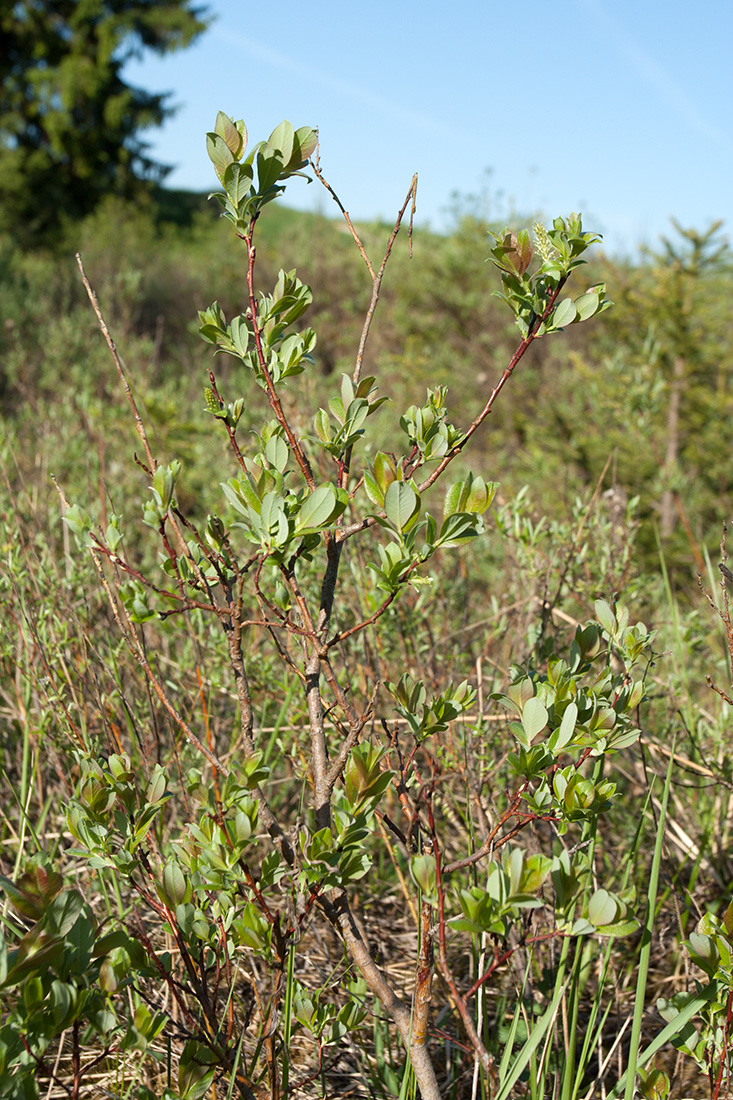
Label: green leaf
xmin=384 ymin=481 xmax=420 ymax=532
xmin=295 ymin=485 xmax=343 ymax=533
xmin=220 ymin=477 xmax=250 ymax=517
xmin=260 ymin=493 xmax=289 ymax=546
xmin=162 ymin=862 xmax=189 ymax=908
xmin=443 ymin=479 xmax=467 ymax=517
xmin=45 ymin=889 xmax=84 ymax=937
xmin=466 ymin=475 xmax=497 ymax=513
xmin=521 ymin=697 xmax=548 ymax=740
xmin=594 ymin=598 xmax=617 ymax=635
xmin=436 ymin=512 xmax=483 ymax=548
xmin=549 ymin=297 xmax=577 ymax=329
xmin=363 ymin=471 xmax=383 ymax=507
xmin=265 ymin=435 xmax=288 ymax=473
xmin=292 ymin=125 xmax=318 ymax=167
xmin=314 ymin=407 xmax=332 ymax=443
xmin=230 ymin=314 xmax=250 ymax=357
xmin=257 ymin=146 xmax=284 ymax=192
xmin=223 ymin=162 xmax=253 ymax=205
xmin=179 ymin=1039 xmax=217 ymax=1100
xmin=588 ymin=888 xmax=618 ymax=927
xmin=268 ymin=120 xmax=295 ymax=166
xmin=215 ymin=111 xmax=246 ymax=158
xmin=373 ymin=451 xmax=398 ymax=493
xmin=573 ymin=288 xmax=601 ymax=321
xmin=410 ymin=854 xmax=437 ymax=900
xmin=550 ymin=701 xmax=577 ymax=752
xmin=206 ymin=132 xmax=234 ymax=182
xmin=510 ymin=720 xmax=530 ymax=749
xmin=145 ymin=766 xmax=168 ymax=805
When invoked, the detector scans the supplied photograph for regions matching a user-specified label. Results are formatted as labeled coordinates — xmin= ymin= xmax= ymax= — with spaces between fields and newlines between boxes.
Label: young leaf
xmin=295 ymin=485 xmax=343 ymax=533
xmin=206 ymin=132 xmax=234 ymax=182
xmin=550 ymin=701 xmax=577 ymax=752
xmin=268 ymin=120 xmax=295 ymax=164
xmin=522 ymin=697 xmax=548 ymax=740
xmin=549 ymin=297 xmax=577 ymax=329
xmin=594 ymin=598 xmax=617 ymax=636
xmin=384 ymin=481 xmax=420 ymax=532
xmin=215 ymin=111 xmax=246 ymax=158
xmin=223 ymin=162 xmax=253 ymax=205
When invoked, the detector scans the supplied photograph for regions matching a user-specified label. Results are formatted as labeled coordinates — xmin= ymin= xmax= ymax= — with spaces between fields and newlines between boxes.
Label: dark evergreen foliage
xmin=0 ymin=0 xmax=209 ymax=241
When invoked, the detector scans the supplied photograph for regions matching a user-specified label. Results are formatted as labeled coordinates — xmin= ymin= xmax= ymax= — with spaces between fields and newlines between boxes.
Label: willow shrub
xmin=0 ymin=113 xmax=681 ymax=1100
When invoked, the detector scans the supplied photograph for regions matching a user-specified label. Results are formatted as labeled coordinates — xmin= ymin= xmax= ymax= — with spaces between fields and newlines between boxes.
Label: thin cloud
xmin=210 ymin=25 xmax=462 ymax=142
xmin=577 ymin=0 xmax=733 ymax=153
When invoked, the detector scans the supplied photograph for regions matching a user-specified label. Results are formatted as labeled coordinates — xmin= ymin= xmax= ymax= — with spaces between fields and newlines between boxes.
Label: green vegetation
xmin=1 ymin=108 xmax=733 ymax=1100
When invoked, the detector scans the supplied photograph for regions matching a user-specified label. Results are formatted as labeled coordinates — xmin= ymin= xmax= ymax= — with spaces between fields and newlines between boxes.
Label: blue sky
xmin=127 ymin=0 xmax=733 ymax=256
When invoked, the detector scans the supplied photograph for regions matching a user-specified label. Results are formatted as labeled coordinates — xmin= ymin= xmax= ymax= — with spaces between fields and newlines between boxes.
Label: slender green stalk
xmin=622 ymin=738 xmax=676 ymax=1100
xmin=572 ymin=785 xmax=654 ymax=1100
xmin=609 ymin=984 xmax=717 ymax=1099
xmin=281 ymin=941 xmax=296 ymax=1097
xmin=495 ymin=978 xmax=570 ymax=1100
xmin=497 ymin=958 xmax=532 ymax=1083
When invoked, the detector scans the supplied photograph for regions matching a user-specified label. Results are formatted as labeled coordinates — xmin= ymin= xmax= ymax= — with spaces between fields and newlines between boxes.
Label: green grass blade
xmin=608 ymin=983 xmax=716 ymax=1099
xmin=622 ymin=738 xmax=676 ymax=1100
xmin=495 ymin=978 xmax=569 ymax=1100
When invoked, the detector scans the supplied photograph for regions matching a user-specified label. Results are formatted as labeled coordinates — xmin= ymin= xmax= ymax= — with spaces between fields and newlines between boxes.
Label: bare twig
xmin=76 ymin=254 xmax=157 ymax=474
xmin=417 ymin=275 xmax=568 ymax=495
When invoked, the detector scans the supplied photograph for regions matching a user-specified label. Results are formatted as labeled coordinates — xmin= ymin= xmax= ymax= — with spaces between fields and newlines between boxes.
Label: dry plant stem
xmin=545 ymin=451 xmax=614 ymax=623
xmin=310 ymin=147 xmax=375 ymax=278
xmin=411 ymin=897 xmax=434 ymax=1048
xmin=281 ymin=527 xmax=371 ymax=807
xmin=310 ymin=158 xmax=417 ymax=491
xmin=325 ymin=588 xmax=398 ymax=649
xmin=51 ymin=475 xmax=227 ymax=772
xmin=90 ymin=537 xmax=219 ymax=613
xmin=711 ymin=986 xmax=733 ymax=1100
xmin=10 ymin=567 xmax=86 ymax=755
xmin=325 ymin=683 xmax=378 ymax=790
xmin=77 ymin=258 xmax=213 ymax=597
xmin=319 ymin=890 xmax=443 ymax=1100
xmin=43 ymin=1031 xmax=65 ymax=1100
xmin=76 ymin=253 xmax=156 ymax=474
xmin=225 ymin=594 xmax=294 ymax=862
xmin=71 ymin=1020 xmax=80 ymax=1100
xmin=93 ymin=547 xmax=229 ymax=774
xmin=428 ymin=794 xmax=494 ymax=1075
xmin=673 ymin=488 xmax=706 ymax=574
xmin=173 ymin=503 xmax=244 ymax=588
xmin=227 ymin=589 xmax=255 ymax=753
xmin=376 ymin=817 xmax=420 ymax=923
xmin=442 ymin=792 xmax=524 ymax=875
xmin=305 ymin=646 xmax=331 ymax=830
xmin=348 ymin=174 xmax=417 ymax=389
xmin=700 ymin=524 xmax=733 ymax=703
xmin=720 ymin=523 xmax=733 ymax=677
xmin=434 ymin=852 xmax=493 ymax=1075
xmin=278 ymin=563 xmax=333 ymax=828
xmin=260 ymin=967 xmax=284 ymax=1100
xmin=418 ymin=275 xmax=567 ymax=495
xmin=131 ymin=910 xmax=200 ymax=1033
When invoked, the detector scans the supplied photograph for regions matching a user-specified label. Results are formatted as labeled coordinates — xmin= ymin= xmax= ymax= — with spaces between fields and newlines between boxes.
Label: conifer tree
xmin=0 ymin=0 xmax=209 ymax=241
